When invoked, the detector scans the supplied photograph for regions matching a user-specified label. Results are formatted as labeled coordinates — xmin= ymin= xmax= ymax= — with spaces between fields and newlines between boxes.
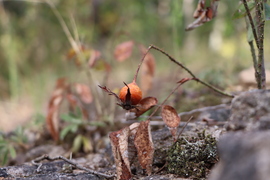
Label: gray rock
xmin=209 ymin=131 xmax=270 ymax=180
xmin=226 ymin=89 xmax=270 ymax=131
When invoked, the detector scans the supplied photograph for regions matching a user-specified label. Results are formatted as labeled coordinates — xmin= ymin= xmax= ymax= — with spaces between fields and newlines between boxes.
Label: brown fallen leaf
xmin=161 ymin=105 xmax=181 ymax=141
xmin=114 ymin=41 xmax=134 ymax=62
xmin=109 ymin=127 xmax=132 ymax=180
xmin=134 ymin=120 xmax=154 ymax=175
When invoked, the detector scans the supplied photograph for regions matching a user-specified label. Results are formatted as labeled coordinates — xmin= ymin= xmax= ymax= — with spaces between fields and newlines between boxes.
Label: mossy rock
xmin=167 ymin=130 xmax=218 ymax=179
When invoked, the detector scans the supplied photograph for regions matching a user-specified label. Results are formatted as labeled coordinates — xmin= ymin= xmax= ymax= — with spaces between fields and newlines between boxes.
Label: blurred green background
xmin=0 ymin=0 xmax=269 ymax=132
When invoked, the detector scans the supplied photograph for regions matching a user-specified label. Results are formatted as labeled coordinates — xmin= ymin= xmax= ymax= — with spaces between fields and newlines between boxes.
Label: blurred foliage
xmin=0 ymin=126 xmax=27 ymax=166
xmin=0 ymin=0 xmax=269 ymax=106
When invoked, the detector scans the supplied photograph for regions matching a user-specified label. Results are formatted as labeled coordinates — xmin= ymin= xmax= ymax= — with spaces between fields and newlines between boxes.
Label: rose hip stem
xmin=132 ymin=46 xmax=152 ymax=83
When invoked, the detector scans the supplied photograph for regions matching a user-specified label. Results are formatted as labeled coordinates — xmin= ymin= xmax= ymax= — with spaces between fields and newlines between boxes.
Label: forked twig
xmin=32 ymin=154 xmax=115 ymax=179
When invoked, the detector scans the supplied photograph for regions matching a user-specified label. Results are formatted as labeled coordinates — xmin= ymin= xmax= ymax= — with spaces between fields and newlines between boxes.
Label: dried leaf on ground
xmin=161 ymin=105 xmax=181 ymax=141
xmin=46 ymin=78 xmax=68 ymax=141
xmin=114 ymin=41 xmax=134 ymax=62
xmin=130 ymin=97 xmax=158 ymax=117
xmin=134 ymin=120 xmax=154 ymax=175
xmin=139 ymin=45 xmax=156 ymax=95
xmin=109 ymin=127 xmax=132 ymax=180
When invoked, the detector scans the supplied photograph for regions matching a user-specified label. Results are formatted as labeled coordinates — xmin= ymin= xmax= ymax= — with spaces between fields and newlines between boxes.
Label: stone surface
xmin=238 ymin=67 xmax=270 ymax=87
xmin=209 ymin=131 xmax=270 ymax=180
xmin=0 ymin=161 xmax=101 ymax=180
xmin=226 ymin=89 xmax=270 ymax=131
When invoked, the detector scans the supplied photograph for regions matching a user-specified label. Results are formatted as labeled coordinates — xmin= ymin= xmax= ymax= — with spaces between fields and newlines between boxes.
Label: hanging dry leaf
xmin=186 ymin=0 xmax=219 ymax=31
xmin=109 ymin=127 xmax=132 ymax=180
xmin=114 ymin=41 xmax=134 ymax=62
xmin=46 ymin=78 xmax=68 ymax=141
xmin=134 ymin=120 xmax=154 ymax=175
xmin=193 ymin=0 xmax=205 ymax=18
xmin=130 ymin=97 xmax=158 ymax=117
xmin=74 ymin=83 xmax=93 ymax=104
xmin=161 ymin=105 xmax=181 ymax=141
xmin=139 ymin=45 xmax=155 ymax=95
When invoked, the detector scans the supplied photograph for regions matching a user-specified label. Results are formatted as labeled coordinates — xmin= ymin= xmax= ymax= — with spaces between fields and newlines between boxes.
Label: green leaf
xmin=88 ymin=121 xmax=106 ymax=127
xmin=82 ymin=136 xmax=93 ymax=153
xmin=2 ymin=149 xmax=9 ymax=166
xmin=60 ymin=124 xmax=78 ymax=140
xmin=72 ymin=135 xmax=83 ymax=153
xmin=61 ymin=114 xmax=83 ymax=125
xmin=264 ymin=3 xmax=270 ymax=20
xmin=8 ymin=145 xmax=16 ymax=159
xmin=247 ymin=22 xmax=254 ymax=42
xmin=232 ymin=1 xmax=255 ymax=19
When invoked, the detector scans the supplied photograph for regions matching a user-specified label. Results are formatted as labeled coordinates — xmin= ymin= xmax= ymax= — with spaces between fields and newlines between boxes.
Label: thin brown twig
xmin=150 ymin=45 xmax=234 ymax=98
xmin=175 ymin=116 xmax=193 ymax=142
xmin=146 ymin=78 xmax=195 ymax=121
xmin=133 ymin=45 xmax=152 ymax=83
xmin=32 ymin=154 xmax=115 ymax=179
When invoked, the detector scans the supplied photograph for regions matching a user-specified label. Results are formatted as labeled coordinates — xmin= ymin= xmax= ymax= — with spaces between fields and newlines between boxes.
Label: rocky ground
xmin=1 ymin=89 xmax=270 ymax=180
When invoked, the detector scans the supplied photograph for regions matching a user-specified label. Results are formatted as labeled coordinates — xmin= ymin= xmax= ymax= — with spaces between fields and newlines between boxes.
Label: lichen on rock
xmin=167 ymin=130 xmax=218 ymax=179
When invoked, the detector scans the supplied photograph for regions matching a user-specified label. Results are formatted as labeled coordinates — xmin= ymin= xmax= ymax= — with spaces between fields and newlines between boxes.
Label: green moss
xmin=167 ymin=130 xmax=218 ymax=179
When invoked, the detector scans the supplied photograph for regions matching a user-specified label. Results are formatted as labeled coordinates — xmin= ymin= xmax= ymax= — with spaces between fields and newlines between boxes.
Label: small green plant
xmin=60 ymin=110 xmax=106 ymax=153
xmin=0 ymin=127 xmax=27 ymax=166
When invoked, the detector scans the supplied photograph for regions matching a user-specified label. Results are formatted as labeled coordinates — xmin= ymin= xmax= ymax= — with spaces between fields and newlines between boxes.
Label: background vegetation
xmin=0 ymin=0 xmax=269 ymax=133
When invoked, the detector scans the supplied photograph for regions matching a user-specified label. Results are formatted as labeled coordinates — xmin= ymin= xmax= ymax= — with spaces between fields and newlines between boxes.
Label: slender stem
xmin=242 ymin=0 xmax=259 ymax=48
xmin=255 ymin=0 xmax=266 ymax=89
xmin=248 ymin=41 xmax=259 ymax=84
xmin=146 ymin=78 xmax=196 ymax=122
xmin=150 ymin=45 xmax=234 ymax=98
xmin=133 ymin=45 xmax=152 ymax=83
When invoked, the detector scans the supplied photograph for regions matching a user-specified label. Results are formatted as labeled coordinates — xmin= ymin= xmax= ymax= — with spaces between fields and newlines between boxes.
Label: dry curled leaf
xmin=46 ymin=78 xmax=68 ymax=141
xmin=114 ymin=41 xmax=134 ymax=62
xmin=186 ymin=0 xmax=219 ymax=31
xmin=109 ymin=127 xmax=132 ymax=180
xmin=161 ymin=105 xmax=181 ymax=141
xmin=134 ymin=120 xmax=154 ymax=175
xmin=130 ymin=97 xmax=158 ymax=117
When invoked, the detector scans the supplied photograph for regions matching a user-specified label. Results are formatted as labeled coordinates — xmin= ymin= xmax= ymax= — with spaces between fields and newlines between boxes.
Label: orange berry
xmin=119 ymin=82 xmax=142 ymax=105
